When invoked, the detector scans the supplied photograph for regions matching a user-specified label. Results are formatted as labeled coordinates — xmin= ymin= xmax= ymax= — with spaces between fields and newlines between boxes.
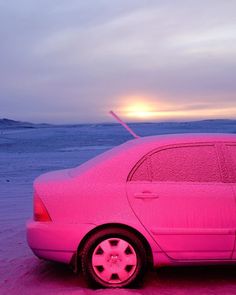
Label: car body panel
xmin=127 ymin=182 xmax=236 ymax=260
xmin=27 ymin=133 xmax=236 ymax=267
xmin=27 ymin=221 xmax=95 ymax=263
xmin=126 ymin=140 xmax=236 ymax=260
xmin=222 ymin=142 xmax=236 ymax=259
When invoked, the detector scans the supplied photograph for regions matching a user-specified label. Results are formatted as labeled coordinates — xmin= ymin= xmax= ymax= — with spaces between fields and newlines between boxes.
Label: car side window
xmin=149 ymin=145 xmax=221 ymax=182
xmin=226 ymin=145 xmax=236 ymax=182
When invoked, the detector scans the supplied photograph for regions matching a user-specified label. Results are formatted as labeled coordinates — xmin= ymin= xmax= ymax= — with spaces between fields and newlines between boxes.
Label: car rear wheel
xmin=81 ymin=227 xmax=147 ymax=288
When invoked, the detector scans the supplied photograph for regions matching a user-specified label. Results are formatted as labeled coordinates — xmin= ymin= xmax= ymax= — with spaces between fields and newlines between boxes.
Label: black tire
xmin=81 ymin=227 xmax=147 ymax=288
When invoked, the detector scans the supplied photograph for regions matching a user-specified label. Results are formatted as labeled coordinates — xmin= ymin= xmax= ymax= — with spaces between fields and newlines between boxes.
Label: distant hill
xmin=0 ymin=118 xmax=51 ymax=129
xmin=0 ymin=118 xmax=235 ymax=134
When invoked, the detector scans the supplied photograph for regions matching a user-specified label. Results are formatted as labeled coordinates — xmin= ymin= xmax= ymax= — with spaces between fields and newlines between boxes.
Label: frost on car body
xmin=27 ymin=133 xmax=236 ymax=288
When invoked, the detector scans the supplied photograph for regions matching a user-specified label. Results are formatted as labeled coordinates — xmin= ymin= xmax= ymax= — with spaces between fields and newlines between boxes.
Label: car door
xmin=127 ymin=143 xmax=236 ymax=260
xmin=223 ymin=143 xmax=236 ymax=260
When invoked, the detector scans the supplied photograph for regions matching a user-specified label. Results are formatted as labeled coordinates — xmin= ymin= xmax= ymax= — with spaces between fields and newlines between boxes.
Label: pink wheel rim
xmin=92 ymin=238 xmax=137 ymax=284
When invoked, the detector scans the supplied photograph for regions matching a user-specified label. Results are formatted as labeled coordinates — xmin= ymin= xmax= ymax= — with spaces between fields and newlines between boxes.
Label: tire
xmin=81 ymin=227 xmax=147 ymax=288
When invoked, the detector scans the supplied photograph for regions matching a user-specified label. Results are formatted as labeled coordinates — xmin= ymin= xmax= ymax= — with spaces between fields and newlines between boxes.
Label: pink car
xmin=27 ymin=133 xmax=236 ymax=288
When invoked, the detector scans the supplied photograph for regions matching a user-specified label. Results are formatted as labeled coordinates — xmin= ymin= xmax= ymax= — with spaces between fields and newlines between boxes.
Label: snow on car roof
xmin=70 ymin=133 xmax=236 ymax=178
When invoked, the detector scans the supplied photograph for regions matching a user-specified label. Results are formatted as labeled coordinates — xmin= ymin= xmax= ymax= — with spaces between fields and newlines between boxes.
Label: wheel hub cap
xmin=92 ymin=238 xmax=137 ymax=284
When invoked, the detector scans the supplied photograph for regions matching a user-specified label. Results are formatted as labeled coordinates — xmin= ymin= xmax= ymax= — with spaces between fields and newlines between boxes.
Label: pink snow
xmin=1 ymin=127 xmax=236 ymax=294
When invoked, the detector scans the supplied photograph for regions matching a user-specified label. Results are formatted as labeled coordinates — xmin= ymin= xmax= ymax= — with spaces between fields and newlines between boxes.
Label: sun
xmin=126 ymin=102 xmax=154 ymax=118
xmin=120 ymin=96 xmax=156 ymax=120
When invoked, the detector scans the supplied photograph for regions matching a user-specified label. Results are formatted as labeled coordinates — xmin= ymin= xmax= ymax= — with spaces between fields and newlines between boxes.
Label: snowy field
xmin=1 ymin=120 xmax=236 ymax=294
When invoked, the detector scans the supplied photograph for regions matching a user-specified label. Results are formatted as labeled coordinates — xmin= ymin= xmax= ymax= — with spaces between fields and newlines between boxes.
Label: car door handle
xmin=134 ymin=192 xmax=159 ymax=199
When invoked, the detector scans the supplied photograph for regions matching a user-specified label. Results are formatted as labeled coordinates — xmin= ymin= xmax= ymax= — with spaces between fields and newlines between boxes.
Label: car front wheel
xmin=81 ymin=227 xmax=147 ymax=288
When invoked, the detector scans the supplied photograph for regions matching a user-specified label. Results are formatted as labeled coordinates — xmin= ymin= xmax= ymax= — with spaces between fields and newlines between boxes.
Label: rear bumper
xmin=26 ymin=220 xmax=95 ymax=264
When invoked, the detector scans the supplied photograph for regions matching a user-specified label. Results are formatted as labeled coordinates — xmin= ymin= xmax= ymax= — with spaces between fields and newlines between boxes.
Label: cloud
xmin=0 ymin=0 xmax=235 ymax=122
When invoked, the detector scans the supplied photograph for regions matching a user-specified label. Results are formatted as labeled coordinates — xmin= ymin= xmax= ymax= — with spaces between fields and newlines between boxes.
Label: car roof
xmin=126 ymin=132 xmax=236 ymax=148
xmin=71 ymin=133 xmax=236 ymax=178
xmin=116 ymin=132 xmax=236 ymax=156
xmin=123 ymin=132 xmax=236 ymax=154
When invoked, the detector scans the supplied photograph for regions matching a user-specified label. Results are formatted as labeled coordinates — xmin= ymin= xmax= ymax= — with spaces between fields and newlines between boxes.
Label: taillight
xmin=34 ymin=192 xmax=52 ymax=221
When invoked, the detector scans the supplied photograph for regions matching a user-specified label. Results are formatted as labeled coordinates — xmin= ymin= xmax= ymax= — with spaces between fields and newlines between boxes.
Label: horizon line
xmin=1 ymin=117 xmax=236 ymax=126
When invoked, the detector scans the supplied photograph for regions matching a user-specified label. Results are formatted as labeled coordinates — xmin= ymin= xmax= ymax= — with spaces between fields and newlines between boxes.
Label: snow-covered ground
xmin=1 ymin=121 xmax=236 ymax=294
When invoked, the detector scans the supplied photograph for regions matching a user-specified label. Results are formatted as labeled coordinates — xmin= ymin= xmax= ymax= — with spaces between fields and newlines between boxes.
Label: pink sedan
xmin=27 ymin=133 xmax=236 ymax=288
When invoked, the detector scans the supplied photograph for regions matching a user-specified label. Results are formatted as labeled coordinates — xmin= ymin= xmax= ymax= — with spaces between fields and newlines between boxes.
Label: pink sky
xmin=0 ymin=0 xmax=236 ymax=123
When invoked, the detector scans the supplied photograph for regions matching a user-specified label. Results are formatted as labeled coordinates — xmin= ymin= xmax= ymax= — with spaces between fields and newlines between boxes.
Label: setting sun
xmin=117 ymin=93 xmax=236 ymax=122
xmin=119 ymin=95 xmax=158 ymax=120
xmin=125 ymin=102 xmax=154 ymax=118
